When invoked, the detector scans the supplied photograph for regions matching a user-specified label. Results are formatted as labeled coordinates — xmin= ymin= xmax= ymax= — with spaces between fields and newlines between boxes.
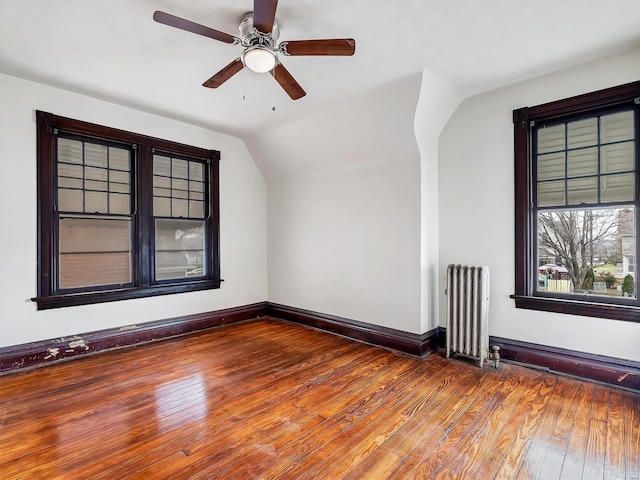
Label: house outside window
xmin=35 ymin=111 xmax=220 ymax=310
xmin=512 ymin=82 xmax=639 ymax=322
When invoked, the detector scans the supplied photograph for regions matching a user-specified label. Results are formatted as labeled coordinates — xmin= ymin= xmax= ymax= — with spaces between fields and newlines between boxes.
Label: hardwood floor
xmin=0 ymin=318 xmax=638 ymax=479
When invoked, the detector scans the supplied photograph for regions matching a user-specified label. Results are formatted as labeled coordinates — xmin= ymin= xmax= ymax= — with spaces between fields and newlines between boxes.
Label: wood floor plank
xmin=623 ymin=393 xmax=640 ymax=480
xmin=583 ymin=418 xmax=607 ymax=479
xmin=605 ymin=389 xmax=628 ymax=480
xmin=489 ymin=373 xmax=559 ymax=479
xmin=384 ymin=364 xmax=487 ymax=459
xmin=385 ymin=362 xmax=502 ymax=473
xmin=387 ymin=364 xmax=530 ymax=479
xmin=558 ymin=381 xmax=597 ymax=480
xmin=514 ymin=376 xmax=580 ymax=480
xmin=275 ymin=361 xmax=434 ymax=479
xmin=430 ymin=366 xmax=543 ymax=479
xmin=459 ymin=369 xmax=547 ymax=479
xmin=0 ymin=317 xmax=637 ymax=479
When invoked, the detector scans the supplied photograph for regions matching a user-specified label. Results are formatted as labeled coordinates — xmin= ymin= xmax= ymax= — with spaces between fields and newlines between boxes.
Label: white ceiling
xmin=1 ymin=0 xmax=639 ymax=137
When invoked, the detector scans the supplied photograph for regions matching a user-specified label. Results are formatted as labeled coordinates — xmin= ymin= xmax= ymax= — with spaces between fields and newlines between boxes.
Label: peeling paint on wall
xmin=119 ymin=325 xmax=138 ymax=331
xmin=68 ymin=339 xmax=89 ymax=351
xmin=44 ymin=347 xmax=60 ymax=360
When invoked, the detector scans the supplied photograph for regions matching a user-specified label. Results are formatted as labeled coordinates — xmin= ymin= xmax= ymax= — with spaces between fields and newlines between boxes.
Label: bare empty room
xmin=0 ymin=0 xmax=639 ymax=478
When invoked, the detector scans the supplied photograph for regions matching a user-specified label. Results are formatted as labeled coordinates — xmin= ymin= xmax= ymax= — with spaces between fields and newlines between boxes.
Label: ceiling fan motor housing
xmin=239 ymin=12 xmax=279 ymax=47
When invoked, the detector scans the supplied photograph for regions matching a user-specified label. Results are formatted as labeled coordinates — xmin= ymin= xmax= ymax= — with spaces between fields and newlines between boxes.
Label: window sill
xmin=32 ymin=280 xmax=221 ymax=310
xmin=511 ymin=295 xmax=640 ymax=323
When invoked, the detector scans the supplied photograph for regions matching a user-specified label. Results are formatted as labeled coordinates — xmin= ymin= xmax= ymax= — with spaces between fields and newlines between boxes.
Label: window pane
xmin=189 ymin=200 xmax=204 ymax=217
xmin=58 ymin=163 xmax=83 ymax=179
xmin=172 ymin=199 xmax=188 ymax=217
xmin=85 ymin=191 xmax=108 ymax=213
xmin=85 ymin=166 xmax=108 ymax=182
xmin=601 ymin=142 xmax=634 ymax=174
xmin=109 ymin=170 xmax=129 ymax=184
xmin=154 ymin=187 xmax=171 ymax=198
xmin=537 ymin=152 xmax=565 ymax=181
xmin=538 ymin=180 xmax=565 ymax=207
xmin=58 ymin=176 xmax=83 ymax=189
xmin=57 ymin=139 xmax=131 ymax=215
xmin=58 ymin=138 xmax=83 ymax=164
xmin=190 ymin=180 xmax=204 ymax=193
xmin=155 ymin=176 xmax=171 ymax=189
xmin=109 ymin=193 xmax=130 ymax=215
xmin=110 ymin=182 xmax=129 ymax=194
xmin=85 ymin=143 xmax=108 ymax=168
xmin=567 ymin=118 xmax=597 ymax=149
xmin=190 ymin=162 xmax=204 ymax=182
xmin=85 ymin=180 xmax=108 ymax=192
xmin=601 ymin=173 xmax=635 ymax=203
xmin=154 ymin=197 xmax=171 ymax=217
xmin=58 ymin=189 xmax=83 ymax=212
xmin=172 ymin=159 xmax=189 ymax=179
xmin=535 ymin=108 xmax=636 ymax=210
xmin=567 ymin=147 xmax=597 ymax=177
xmin=537 ymin=207 xmax=635 ymax=299
xmin=601 ymin=111 xmax=634 ymax=144
xmin=537 ymin=124 xmax=565 ymax=154
xmin=109 ymin=147 xmax=130 ymax=171
xmin=154 ymin=156 xmax=207 ymax=219
xmin=567 ymin=177 xmax=598 ymax=205
xmin=153 ymin=155 xmax=171 ymax=176
xmin=59 ymin=216 xmax=132 ymax=289
xmin=172 ymin=178 xmax=188 ymax=191
xmin=155 ymin=219 xmax=205 ymax=281
xmin=173 ymin=189 xmax=189 ymax=200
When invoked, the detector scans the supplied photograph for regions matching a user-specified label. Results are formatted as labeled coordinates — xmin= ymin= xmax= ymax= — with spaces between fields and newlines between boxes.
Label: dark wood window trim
xmin=34 ymin=111 xmax=221 ymax=310
xmin=512 ymin=82 xmax=640 ymax=323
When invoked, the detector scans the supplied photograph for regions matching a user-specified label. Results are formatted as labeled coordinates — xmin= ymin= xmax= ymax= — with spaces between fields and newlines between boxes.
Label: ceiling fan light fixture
xmin=242 ymin=47 xmax=277 ymax=73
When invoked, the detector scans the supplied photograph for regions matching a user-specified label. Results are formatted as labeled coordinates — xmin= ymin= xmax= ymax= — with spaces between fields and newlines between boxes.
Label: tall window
xmin=512 ymin=82 xmax=639 ymax=322
xmin=35 ymin=111 xmax=220 ymax=310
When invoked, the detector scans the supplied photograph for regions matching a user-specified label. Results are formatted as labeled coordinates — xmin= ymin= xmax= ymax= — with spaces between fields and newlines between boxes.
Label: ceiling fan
xmin=153 ymin=0 xmax=356 ymax=100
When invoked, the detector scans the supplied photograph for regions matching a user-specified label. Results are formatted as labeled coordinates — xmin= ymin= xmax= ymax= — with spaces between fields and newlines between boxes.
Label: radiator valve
xmin=489 ymin=345 xmax=501 ymax=369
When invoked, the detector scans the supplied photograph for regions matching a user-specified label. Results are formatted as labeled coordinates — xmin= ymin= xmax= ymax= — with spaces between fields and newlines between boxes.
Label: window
xmin=35 ymin=111 xmax=220 ymax=309
xmin=512 ymin=82 xmax=640 ymax=322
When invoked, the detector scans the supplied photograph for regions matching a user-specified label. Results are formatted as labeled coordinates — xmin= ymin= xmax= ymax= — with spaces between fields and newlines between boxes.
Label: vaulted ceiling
xmin=2 ymin=0 xmax=638 ymax=140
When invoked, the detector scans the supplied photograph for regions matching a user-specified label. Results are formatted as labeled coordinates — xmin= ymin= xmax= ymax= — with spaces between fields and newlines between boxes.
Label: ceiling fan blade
xmin=272 ymin=63 xmax=306 ymax=100
xmin=203 ymin=58 xmax=244 ymax=88
xmin=253 ymin=0 xmax=278 ymax=34
xmin=153 ymin=11 xmax=237 ymax=44
xmin=281 ymin=39 xmax=356 ymax=56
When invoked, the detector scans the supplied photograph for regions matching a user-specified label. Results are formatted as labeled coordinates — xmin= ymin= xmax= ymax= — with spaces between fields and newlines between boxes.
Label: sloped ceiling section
xmin=244 ymin=74 xmax=423 ymax=181
xmin=1 ymin=0 xmax=638 ymax=139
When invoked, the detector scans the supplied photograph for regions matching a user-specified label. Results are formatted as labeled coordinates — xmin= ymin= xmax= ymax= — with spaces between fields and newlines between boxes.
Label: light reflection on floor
xmin=154 ymin=373 xmax=208 ymax=432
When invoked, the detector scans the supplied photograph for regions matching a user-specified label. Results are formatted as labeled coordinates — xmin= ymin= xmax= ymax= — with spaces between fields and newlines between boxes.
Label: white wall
xmin=439 ymin=49 xmax=640 ymax=361
xmin=414 ymin=70 xmax=463 ymax=333
xmin=252 ymin=76 xmax=423 ymax=333
xmin=0 ymin=74 xmax=267 ymax=347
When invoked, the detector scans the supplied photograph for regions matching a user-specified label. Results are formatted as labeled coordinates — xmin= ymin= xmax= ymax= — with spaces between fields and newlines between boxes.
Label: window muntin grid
xmin=153 ymin=154 xmax=206 ymax=219
xmin=57 ymin=137 xmax=131 ymax=215
xmin=535 ymin=110 xmax=635 ymax=208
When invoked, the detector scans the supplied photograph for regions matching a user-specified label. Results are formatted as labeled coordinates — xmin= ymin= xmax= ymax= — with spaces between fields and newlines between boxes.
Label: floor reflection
xmin=154 ymin=373 xmax=208 ymax=433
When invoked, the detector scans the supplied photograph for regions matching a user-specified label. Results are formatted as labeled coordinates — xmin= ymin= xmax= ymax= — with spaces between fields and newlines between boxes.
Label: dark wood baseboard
xmin=438 ymin=327 xmax=639 ymax=392
xmin=3 ymin=300 xmax=637 ymax=392
xmin=490 ymin=335 xmax=640 ymax=392
xmin=265 ymin=303 xmax=439 ymax=357
xmin=0 ymin=302 xmax=267 ymax=374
